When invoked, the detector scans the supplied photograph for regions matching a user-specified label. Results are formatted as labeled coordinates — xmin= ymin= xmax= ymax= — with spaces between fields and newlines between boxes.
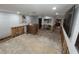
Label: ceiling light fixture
xmin=17 ymin=11 xmax=20 ymax=14
xmin=52 ymin=7 xmax=56 ymax=10
xmin=56 ymin=12 xmax=59 ymax=15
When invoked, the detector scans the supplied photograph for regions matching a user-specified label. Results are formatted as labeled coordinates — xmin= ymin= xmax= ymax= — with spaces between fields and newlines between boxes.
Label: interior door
xmin=38 ymin=18 xmax=42 ymax=29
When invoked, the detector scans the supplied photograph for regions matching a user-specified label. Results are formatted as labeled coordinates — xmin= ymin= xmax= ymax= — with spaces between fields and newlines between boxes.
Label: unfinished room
xmin=0 ymin=4 xmax=79 ymax=54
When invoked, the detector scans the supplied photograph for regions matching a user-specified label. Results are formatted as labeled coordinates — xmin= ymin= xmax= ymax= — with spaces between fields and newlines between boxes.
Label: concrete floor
xmin=0 ymin=30 xmax=62 ymax=54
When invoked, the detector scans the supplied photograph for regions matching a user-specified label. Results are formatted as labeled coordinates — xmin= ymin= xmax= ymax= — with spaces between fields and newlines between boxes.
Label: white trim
xmin=61 ymin=25 xmax=78 ymax=54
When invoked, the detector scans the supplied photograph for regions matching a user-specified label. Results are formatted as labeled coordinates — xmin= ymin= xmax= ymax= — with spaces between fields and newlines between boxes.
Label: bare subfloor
xmin=0 ymin=30 xmax=62 ymax=54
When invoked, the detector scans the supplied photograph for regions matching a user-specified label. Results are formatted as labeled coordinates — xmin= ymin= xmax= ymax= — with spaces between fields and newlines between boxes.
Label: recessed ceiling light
xmin=17 ymin=11 xmax=20 ymax=14
xmin=56 ymin=12 xmax=59 ymax=15
xmin=52 ymin=7 xmax=56 ymax=10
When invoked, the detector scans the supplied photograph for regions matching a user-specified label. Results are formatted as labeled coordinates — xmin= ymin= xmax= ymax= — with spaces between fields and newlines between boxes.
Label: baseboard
xmin=0 ymin=35 xmax=11 ymax=42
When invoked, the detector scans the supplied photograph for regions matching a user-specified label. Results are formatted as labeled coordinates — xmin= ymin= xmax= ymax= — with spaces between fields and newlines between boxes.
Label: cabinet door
xmin=11 ymin=27 xmax=17 ymax=37
xmin=18 ymin=27 xmax=22 ymax=35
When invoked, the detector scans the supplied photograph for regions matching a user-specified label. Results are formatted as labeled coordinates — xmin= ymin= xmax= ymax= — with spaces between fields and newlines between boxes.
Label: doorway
xmin=38 ymin=18 xmax=42 ymax=29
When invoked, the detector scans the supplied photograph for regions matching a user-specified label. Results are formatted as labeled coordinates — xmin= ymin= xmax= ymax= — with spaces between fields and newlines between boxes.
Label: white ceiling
xmin=0 ymin=4 xmax=74 ymax=16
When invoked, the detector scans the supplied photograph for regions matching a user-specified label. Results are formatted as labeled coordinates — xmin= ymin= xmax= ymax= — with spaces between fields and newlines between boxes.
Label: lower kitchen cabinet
xmin=11 ymin=26 xmax=24 ymax=37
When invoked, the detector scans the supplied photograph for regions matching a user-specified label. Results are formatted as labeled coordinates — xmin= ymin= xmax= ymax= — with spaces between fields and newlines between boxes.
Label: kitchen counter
xmin=12 ymin=23 xmax=27 ymax=27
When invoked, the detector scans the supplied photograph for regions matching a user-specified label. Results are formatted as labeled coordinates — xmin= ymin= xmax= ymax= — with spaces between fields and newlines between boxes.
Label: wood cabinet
xmin=11 ymin=26 xmax=24 ymax=37
xmin=27 ymin=24 xmax=38 ymax=34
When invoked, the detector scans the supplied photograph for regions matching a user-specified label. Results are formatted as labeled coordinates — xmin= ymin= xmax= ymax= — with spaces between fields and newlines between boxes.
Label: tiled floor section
xmin=0 ymin=30 xmax=62 ymax=54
